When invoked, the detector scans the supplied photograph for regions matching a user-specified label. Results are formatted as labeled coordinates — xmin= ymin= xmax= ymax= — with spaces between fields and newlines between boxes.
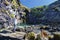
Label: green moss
xmin=12 ymin=0 xmax=19 ymax=8
xmin=10 ymin=14 xmax=15 ymax=18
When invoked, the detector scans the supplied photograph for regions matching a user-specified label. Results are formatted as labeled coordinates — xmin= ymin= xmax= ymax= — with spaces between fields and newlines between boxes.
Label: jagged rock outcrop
xmin=0 ymin=0 xmax=30 ymax=28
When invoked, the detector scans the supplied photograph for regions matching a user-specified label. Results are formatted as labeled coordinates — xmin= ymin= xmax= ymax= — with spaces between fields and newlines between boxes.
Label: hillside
xmin=0 ymin=0 xmax=30 ymax=28
xmin=26 ymin=6 xmax=48 ymax=24
xmin=1 ymin=0 xmax=60 ymax=26
xmin=27 ymin=0 xmax=60 ymax=25
xmin=42 ymin=0 xmax=60 ymax=25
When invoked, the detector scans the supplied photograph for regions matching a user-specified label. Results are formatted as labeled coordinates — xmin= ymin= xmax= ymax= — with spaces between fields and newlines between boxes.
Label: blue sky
xmin=20 ymin=0 xmax=57 ymax=8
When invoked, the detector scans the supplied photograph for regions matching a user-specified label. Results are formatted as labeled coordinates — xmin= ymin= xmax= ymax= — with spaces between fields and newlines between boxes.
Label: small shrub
xmin=27 ymin=32 xmax=35 ymax=40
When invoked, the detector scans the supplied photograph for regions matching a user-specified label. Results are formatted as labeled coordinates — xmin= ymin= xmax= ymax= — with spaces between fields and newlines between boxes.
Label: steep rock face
xmin=0 ymin=0 xmax=29 ymax=28
xmin=27 ymin=0 xmax=60 ymax=25
xmin=26 ymin=6 xmax=47 ymax=24
xmin=41 ymin=0 xmax=60 ymax=25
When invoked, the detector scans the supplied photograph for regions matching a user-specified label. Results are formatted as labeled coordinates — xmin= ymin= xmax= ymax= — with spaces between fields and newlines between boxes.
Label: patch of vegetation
xmin=27 ymin=32 xmax=35 ymax=40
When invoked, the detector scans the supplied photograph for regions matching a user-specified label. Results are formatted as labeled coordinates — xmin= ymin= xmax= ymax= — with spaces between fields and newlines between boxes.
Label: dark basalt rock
xmin=0 ymin=30 xmax=12 ymax=33
xmin=0 ymin=36 xmax=20 ymax=40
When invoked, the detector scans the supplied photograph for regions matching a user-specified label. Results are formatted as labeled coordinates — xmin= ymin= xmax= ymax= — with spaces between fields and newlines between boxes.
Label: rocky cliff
xmin=0 ymin=0 xmax=29 ymax=28
xmin=27 ymin=0 xmax=60 ymax=25
xmin=41 ymin=0 xmax=60 ymax=25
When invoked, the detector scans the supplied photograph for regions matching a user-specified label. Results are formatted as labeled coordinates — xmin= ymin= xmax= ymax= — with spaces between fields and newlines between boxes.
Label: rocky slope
xmin=27 ymin=6 xmax=48 ymax=24
xmin=28 ymin=0 xmax=60 ymax=25
xmin=41 ymin=0 xmax=60 ymax=25
xmin=0 ymin=0 xmax=29 ymax=28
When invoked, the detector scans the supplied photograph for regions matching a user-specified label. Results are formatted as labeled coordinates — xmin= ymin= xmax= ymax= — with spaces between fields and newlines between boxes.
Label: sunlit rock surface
xmin=0 ymin=0 xmax=29 ymax=28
